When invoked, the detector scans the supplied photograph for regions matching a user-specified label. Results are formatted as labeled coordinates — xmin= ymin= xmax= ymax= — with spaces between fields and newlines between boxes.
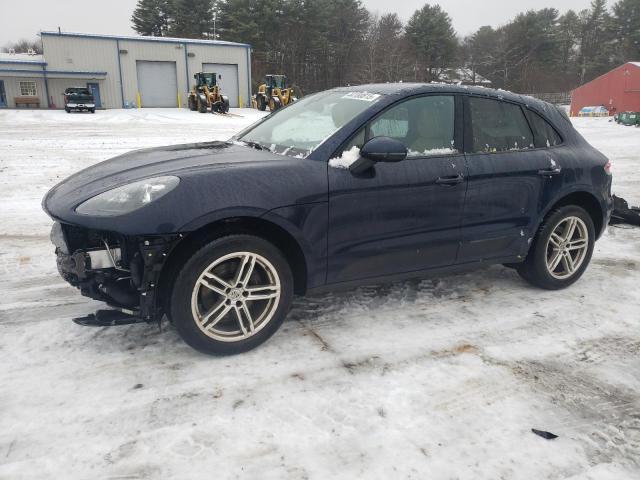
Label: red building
xmin=570 ymin=62 xmax=640 ymax=116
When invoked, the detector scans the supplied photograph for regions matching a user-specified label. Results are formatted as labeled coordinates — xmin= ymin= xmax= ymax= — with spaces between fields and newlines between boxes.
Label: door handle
xmin=538 ymin=167 xmax=562 ymax=177
xmin=436 ymin=174 xmax=464 ymax=186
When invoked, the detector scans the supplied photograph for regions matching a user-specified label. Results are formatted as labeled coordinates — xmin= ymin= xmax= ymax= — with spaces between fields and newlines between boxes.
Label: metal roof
xmin=40 ymin=31 xmax=251 ymax=48
xmin=0 ymin=52 xmax=46 ymax=65
xmin=0 ymin=68 xmax=107 ymax=77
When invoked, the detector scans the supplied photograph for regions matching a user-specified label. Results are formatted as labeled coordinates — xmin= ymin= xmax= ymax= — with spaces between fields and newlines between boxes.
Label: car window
xmin=239 ymin=90 xmax=382 ymax=158
xmin=469 ymin=97 xmax=534 ymax=153
xmin=345 ymin=95 xmax=456 ymax=157
xmin=527 ymin=110 xmax=562 ymax=148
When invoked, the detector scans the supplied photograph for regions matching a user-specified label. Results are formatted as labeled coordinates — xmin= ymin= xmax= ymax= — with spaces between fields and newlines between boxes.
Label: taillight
xmin=604 ymin=160 xmax=612 ymax=175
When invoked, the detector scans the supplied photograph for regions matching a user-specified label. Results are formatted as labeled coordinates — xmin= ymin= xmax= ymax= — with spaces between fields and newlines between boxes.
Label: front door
xmin=458 ymin=96 xmax=561 ymax=262
xmin=87 ymin=83 xmax=101 ymax=108
xmin=327 ymin=95 xmax=467 ymax=284
xmin=0 ymin=81 xmax=6 ymax=107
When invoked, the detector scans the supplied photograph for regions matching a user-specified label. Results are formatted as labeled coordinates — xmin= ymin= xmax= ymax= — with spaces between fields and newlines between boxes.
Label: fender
xmin=536 ymin=183 xmax=607 ymax=237
xmin=179 ymin=206 xmax=270 ymax=232
xmin=178 ymin=203 xmax=327 ymax=289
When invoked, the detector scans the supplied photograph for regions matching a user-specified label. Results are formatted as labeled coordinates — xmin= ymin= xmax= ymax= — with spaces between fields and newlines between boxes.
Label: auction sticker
xmin=342 ymin=92 xmax=381 ymax=102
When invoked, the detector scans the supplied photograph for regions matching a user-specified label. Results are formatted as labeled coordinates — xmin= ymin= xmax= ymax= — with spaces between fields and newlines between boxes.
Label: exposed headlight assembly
xmin=76 ymin=176 xmax=180 ymax=216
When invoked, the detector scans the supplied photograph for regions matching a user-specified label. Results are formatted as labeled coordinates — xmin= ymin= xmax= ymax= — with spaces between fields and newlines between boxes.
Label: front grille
xmin=62 ymin=224 xmax=114 ymax=252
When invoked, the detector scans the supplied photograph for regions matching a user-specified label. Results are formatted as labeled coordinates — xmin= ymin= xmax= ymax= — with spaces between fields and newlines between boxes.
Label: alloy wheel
xmin=190 ymin=252 xmax=281 ymax=342
xmin=545 ymin=216 xmax=589 ymax=279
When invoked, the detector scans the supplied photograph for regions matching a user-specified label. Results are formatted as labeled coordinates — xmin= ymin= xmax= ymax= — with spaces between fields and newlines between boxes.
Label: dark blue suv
xmin=43 ymin=84 xmax=613 ymax=355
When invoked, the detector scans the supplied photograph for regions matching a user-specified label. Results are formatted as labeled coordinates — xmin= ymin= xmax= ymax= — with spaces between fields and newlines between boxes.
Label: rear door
xmin=459 ymin=96 xmax=562 ymax=262
xmin=327 ymin=94 xmax=467 ymax=284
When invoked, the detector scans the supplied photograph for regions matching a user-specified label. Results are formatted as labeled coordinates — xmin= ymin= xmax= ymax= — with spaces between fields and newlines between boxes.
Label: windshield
xmin=237 ymin=90 xmax=382 ymax=158
xmin=66 ymin=88 xmax=91 ymax=95
xmin=202 ymin=74 xmax=216 ymax=87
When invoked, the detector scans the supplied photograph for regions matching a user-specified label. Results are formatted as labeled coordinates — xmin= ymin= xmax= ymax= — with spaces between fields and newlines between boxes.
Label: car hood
xmin=44 ymin=141 xmax=284 ymax=204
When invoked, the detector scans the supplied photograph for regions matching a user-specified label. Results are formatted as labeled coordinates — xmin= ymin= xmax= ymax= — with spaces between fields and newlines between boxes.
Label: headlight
xmin=76 ymin=176 xmax=180 ymax=216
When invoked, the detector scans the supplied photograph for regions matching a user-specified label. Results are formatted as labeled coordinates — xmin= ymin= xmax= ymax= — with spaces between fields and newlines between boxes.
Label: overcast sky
xmin=0 ymin=0 xmax=594 ymax=47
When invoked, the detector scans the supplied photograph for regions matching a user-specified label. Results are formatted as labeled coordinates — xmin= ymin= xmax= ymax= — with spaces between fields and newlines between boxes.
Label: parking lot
xmin=0 ymin=109 xmax=638 ymax=479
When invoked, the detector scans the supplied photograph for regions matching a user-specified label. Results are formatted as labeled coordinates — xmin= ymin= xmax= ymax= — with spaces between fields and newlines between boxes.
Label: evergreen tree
xmin=578 ymin=0 xmax=615 ymax=83
xmin=171 ymin=0 xmax=215 ymax=38
xmin=405 ymin=4 xmax=458 ymax=81
xmin=611 ymin=0 xmax=640 ymax=63
xmin=131 ymin=0 xmax=172 ymax=36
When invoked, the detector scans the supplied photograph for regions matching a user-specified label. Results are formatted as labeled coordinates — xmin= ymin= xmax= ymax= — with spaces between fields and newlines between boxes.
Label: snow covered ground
xmin=0 ymin=110 xmax=638 ymax=479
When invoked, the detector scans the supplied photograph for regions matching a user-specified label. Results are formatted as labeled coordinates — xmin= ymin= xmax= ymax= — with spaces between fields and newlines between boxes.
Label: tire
xmin=188 ymin=96 xmax=197 ymax=111
xmin=198 ymin=98 xmax=207 ymax=113
xmin=221 ymin=98 xmax=230 ymax=114
xmin=90 ymin=108 xmax=95 ymax=114
xmin=269 ymin=97 xmax=281 ymax=111
xmin=257 ymin=95 xmax=267 ymax=111
xmin=65 ymin=107 xmax=71 ymax=113
xmin=517 ymin=205 xmax=595 ymax=290
xmin=170 ymin=235 xmax=294 ymax=355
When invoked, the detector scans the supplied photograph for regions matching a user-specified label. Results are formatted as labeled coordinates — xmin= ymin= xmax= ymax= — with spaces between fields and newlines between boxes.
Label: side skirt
xmin=306 ymin=256 xmax=523 ymax=296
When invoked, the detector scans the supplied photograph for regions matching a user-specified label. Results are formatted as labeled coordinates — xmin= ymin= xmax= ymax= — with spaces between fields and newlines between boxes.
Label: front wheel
xmin=170 ymin=235 xmax=293 ymax=355
xmin=257 ymin=95 xmax=267 ymax=111
xmin=517 ymin=205 xmax=595 ymax=290
xmin=198 ymin=98 xmax=207 ymax=113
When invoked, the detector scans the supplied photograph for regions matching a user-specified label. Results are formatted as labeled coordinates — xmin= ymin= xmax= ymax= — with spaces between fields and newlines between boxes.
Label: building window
xmin=19 ymin=81 xmax=37 ymax=96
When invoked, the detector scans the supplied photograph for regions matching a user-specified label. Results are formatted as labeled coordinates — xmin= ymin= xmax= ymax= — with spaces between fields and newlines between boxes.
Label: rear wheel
xmin=65 ymin=107 xmax=71 ymax=113
xmin=221 ymin=97 xmax=230 ymax=114
xmin=170 ymin=235 xmax=293 ymax=355
xmin=269 ymin=97 xmax=281 ymax=111
xmin=188 ymin=96 xmax=197 ymax=111
xmin=517 ymin=206 xmax=595 ymax=290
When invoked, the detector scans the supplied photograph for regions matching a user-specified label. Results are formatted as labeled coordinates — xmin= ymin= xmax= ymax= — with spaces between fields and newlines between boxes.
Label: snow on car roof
xmin=333 ymin=82 xmax=549 ymax=109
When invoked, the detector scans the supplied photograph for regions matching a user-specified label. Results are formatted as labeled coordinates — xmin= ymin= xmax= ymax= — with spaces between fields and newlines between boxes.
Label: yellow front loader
xmin=253 ymin=75 xmax=297 ymax=111
xmin=188 ymin=72 xmax=230 ymax=114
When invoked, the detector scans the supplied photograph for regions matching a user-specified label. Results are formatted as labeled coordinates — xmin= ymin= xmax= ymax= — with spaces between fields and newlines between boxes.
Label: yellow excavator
xmin=253 ymin=75 xmax=297 ymax=111
xmin=188 ymin=72 xmax=230 ymax=114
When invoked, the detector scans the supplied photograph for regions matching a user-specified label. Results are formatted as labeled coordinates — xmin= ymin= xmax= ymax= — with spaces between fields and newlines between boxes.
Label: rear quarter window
xmin=526 ymin=110 xmax=563 ymax=148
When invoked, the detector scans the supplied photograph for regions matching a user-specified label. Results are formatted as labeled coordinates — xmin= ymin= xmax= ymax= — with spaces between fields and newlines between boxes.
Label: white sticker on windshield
xmin=342 ymin=92 xmax=381 ymax=102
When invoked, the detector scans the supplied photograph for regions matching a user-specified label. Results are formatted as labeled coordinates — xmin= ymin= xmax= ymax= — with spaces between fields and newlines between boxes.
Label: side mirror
xmin=360 ymin=136 xmax=407 ymax=162
xmin=349 ymin=136 xmax=407 ymax=174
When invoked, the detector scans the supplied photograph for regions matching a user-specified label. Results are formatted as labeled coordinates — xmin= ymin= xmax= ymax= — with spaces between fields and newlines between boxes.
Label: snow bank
xmin=0 ymin=111 xmax=638 ymax=479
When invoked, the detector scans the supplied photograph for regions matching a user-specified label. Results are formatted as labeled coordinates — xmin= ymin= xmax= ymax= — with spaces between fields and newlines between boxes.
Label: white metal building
xmin=0 ymin=31 xmax=252 ymax=109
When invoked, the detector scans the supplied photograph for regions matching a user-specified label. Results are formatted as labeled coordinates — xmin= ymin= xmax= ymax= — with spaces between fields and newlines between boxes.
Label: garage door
xmin=136 ymin=61 xmax=178 ymax=108
xmin=202 ymin=63 xmax=239 ymax=108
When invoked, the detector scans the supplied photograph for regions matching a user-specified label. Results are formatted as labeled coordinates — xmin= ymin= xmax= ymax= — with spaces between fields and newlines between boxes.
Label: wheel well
xmin=549 ymin=191 xmax=604 ymax=235
xmin=158 ymin=217 xmax=309 ymax=311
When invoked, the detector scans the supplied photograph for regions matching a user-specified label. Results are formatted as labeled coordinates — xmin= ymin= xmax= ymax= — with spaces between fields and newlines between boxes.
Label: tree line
xmin=130 ymin=0 xmax=639 ymax=94
xmin=4 ymin=0 xmax=637 ymax=95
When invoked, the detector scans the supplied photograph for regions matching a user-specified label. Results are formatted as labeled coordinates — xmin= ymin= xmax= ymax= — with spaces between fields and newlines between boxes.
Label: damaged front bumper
xmin=51 ymin=221 xmax=180 ymax=323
